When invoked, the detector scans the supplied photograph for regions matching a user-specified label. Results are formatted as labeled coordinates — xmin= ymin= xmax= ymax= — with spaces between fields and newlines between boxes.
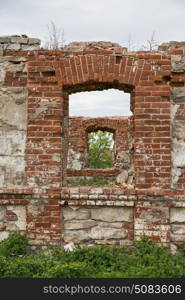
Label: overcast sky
xmin=0 ymin=0 xmax=184 ymax=116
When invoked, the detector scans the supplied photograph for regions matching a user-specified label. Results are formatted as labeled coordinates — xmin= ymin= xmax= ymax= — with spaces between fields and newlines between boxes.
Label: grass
xmin=67 ymin=177 xmax=116 ymax=186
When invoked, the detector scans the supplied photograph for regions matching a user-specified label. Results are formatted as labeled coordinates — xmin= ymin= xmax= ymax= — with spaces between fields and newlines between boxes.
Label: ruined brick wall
xmin=67 ymin=116 xmax=134 ymax=184
xmin=0 ymin=37 xmax=185 ymax=250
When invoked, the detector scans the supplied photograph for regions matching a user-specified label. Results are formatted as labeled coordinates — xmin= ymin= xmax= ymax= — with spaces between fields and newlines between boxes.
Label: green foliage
xmin=180 ymin=245 xmax=185 ymax=257
xmin=88 ymin=131 xmax=114 ymax=169
xmin=1 ymin=255 xmax=55 ymax=278
xmin=0 ymin=256 xmax=7 ymax=277
xmin=2 ymin=257 xmax=40 ymax=278
xmin=42 ymin=262 xmax=89 ymax=278
xmin=67 ymin=177 xmax=113 ymax=186
xmin=0 ymin=234 xmax=185 ymax=278
xmin=56 ymin=245 xmax=121 ymax=274
xmin=113 ymin=238 xmax=185 ymax=278
xmin=0 ymin=232 xmax=28 ymax=257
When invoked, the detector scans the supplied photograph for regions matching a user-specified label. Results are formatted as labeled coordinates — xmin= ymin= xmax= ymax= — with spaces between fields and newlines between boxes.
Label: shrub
xmin=0 ymin=236 xmax=184 ymax=278
xmin=0 ymin=256 xmax=8 ymax=277
xmin=2 ymin=255 xmax=55 ymax=278
xmin=0 ymin=232 xmax=28 ymax=257
xmin=42 ymin=262 xmax=90 ymax=278
xmin=110 ymin=238 xmax=185 ymax=278
xmin=3 ymin=258 xmax=36 ymax=278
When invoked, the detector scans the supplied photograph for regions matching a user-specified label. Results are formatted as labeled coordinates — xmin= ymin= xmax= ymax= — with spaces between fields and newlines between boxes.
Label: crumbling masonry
xmin=0 ymin=36 xmax=185 ymax=250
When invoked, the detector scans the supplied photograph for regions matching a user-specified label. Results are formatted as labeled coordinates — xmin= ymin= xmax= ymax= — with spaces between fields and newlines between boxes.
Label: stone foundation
xmin=60 ymin=187 xmax=185 ymax=249
xmin=62 ymin=206 xmax=133 ymax=246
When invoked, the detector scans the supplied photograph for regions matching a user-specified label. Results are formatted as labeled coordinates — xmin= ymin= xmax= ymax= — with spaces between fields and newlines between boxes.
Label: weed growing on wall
xmin=67 ymin=177 xmax=116 ymax=186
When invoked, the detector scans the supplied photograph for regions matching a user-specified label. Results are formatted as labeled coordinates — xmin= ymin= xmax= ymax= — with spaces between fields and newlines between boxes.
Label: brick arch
xmin=86 ymin=126 xmax=115 ymax=136
xmin=59 ymin=54 xmax=144 ymax=92
xmin=59 ymin=53 xmax=143 ymax=122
